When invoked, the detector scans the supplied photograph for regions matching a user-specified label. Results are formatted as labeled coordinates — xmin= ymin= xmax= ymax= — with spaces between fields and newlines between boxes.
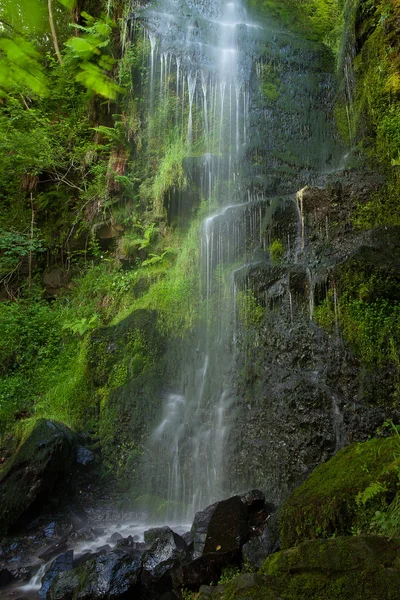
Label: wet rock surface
xmin=0 ymin=491 xmax=274 ymax=599
xmin=0 ymin=420 xmax=77 ymax=536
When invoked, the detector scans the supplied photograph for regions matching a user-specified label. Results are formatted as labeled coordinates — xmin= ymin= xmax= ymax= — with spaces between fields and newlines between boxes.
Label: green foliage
xmin=151 ymin=136 xmax=188 ymax=215
xmin=339 ymin=0 xmax=400 ymax=167
xmin=314 ymin=266 xmax=400 ymax=374
xmin=219 ymin=566 xmax=241 ymax=584
xmin=269 ymin=239 xmax=284 ymax=264
xmin=237 ymin=290 xmax=265 ymax=329
xmin=280 ymin=435 xmax=400 ymax=548
xmin=65 ymin=12 xmax=123 ymax=100
xmin=0 ymin=228 xmax=45 ymax=276
xmin=356 ymin=421 xmax=400 ymax=537
xmin=352 ymin=171 xmax=400 ymax=230
xmin=248 ymin=0 xmax=344 ymax=47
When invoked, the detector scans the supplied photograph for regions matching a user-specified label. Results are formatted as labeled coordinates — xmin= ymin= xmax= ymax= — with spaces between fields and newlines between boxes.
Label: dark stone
xmin=39 ymin=550 xmax=74 ymax=599
xmin=72 ymin=552 xmax=93 ymax=568
xmin=144 ymin=526 xmax=172 ymax=547
xmin=242 ymin=516 xmax=280 ymax=570
xmin=107 ymin=531 xmax=123 ymax=544
xmin=0 ymin=420 xmax=76 ymax=535
xmin=0 ymin=567 xmax=13 ymax=586
xmin=48 ymin=549 xmax=141 ymax=600
xmin=73 ymin=527 xmax=97 ymax=542
xmin=9 ymin=565 xmax=33 ymax=582
xmin=240 ymin=489 xmax=265 ymax=512
xmin=43 ymin=521 xmax=57 ymax=539
xmin=96 ymin=544 xmax=112 ymax=554
xmin=191 ymin=496 xmax=248 ymax=559
xmin=141 ymin=527 xmax=188 ymax=594
xmin=76 ymin=446 xmax=95 ymax=466
xmin=38 ymin=530 xmax=71 ymax=560
xmin=182 ymin=531 xmax=194 ymax=552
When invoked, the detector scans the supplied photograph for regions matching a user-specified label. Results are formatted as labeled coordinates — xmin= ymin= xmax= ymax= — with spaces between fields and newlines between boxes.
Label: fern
xmin=356 ymin=481 xmax=387 ymax=506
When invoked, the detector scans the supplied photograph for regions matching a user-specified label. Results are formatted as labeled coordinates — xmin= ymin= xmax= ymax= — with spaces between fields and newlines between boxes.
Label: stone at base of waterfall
xmin=191 ymin=495 xmax=248 ymax=559
xmin=39 ymin=550 xmax=74 ymax=599
xmin=240 ymin=489 xmax=266 ymax=512
xmin=242 ymin=510 xmax=280 ymax=569
xmin=141 ymin=527 xmax=188 ymax=590
xmin=47 ymin=550 xmax=141 ymax=599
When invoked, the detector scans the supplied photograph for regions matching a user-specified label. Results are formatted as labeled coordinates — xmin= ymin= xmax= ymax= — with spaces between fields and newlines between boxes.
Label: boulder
xmin=0 ymin=420 xmax=76 ymax=535
xmin=107 ymin=532 xmax=123 ymax=544
xmin=242 ymin=525 xmax=279 ymax=569
xmin=141 ymin=527 xmax=188 ymax=585
xmin=191 ymin=496 xmax=248 ymax=559
xmin=144 ymin=526 xmax=171 ymax=547
xmin=39 ymin=550 xmax=74 ymax=599
xmin=240 ymin=489 xmax=266 ymax=512
xmin=48 ymin=549 xmax=141 ymax=599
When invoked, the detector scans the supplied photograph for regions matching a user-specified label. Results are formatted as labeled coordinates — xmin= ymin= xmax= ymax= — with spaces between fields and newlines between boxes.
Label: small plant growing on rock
xmin=269 ymin=239 xmax=284 ymax=264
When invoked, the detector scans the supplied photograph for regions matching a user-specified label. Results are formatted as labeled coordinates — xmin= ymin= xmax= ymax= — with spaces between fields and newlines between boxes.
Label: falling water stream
xmin=137 ymin=0 xmax=344 ymax=521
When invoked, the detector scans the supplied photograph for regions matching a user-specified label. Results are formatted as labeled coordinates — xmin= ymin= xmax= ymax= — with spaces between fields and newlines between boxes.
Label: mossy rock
xmin=208 ymin=536 xmax=400 ymax=599
xmin=0 ymin=419 xmax=76 ymax=536
xmin=280 ymin=437 xmax=400 ymax=548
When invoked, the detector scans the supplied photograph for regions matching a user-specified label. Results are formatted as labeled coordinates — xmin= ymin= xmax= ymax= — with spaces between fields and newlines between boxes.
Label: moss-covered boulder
xmin=280 ymin=436 xmax=400 ymax=549
xmin=203 ymin=535 xmax=400 ymax=599
xmin=0 ymin=419 xmax=76 ymax=535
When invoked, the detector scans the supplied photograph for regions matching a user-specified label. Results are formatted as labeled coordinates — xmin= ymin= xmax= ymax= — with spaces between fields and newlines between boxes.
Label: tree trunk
xmin=48 ymin=0 xmax=63 ymax=64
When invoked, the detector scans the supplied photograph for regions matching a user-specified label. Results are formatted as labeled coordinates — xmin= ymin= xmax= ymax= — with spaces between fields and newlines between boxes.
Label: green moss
xmin=279 ymin=437 xmax=400 ymax=548
xmin=215 ymin=537 xmax=400 ymax=599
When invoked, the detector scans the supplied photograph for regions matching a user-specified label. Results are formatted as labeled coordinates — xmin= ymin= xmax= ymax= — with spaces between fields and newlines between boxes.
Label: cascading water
xmin=136 ymin=0 xmax=343 ymax=521
xmin=136 ymin=0 xmax=263 ymax=521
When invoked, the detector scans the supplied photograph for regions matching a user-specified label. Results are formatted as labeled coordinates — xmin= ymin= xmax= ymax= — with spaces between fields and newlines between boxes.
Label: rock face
xmin=228 ymin=173 xmax=400 ymax=506
xmin=191 ymin=496 xmax=248 ymax=559
xmin=0 ymin=419 xmax=76 ymax=535
xmin=203 ymin=536 xmax=400 ymax=599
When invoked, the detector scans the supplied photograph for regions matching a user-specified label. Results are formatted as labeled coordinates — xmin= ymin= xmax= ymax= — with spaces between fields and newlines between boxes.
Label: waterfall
xmin=135 ymin=0 xmax=343 ymax=521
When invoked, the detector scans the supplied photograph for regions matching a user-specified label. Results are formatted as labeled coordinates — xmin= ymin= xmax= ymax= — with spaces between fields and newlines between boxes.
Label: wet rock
xmin=141 ymin=527 xmax=188 ymax=593
xmin=107 ymin=532 xmax=123 ymax=544
xmin=0 ymin=420 xmax=76 ymax=535
xmin=73 ymin=527 xmax=97 ymax=542
xmin=8 ymin=565 xmax=33 ymax=582
xmin=242 ymin=519 xmax=280 ymax=570
xmin=144 ymin=526 xmax=171 ymax=546
xmin=115 ymin=536 xmax=145 ymax=556
xmin=43 ymin=521 xmax=58 ymax=539
xmin=76 ymin=446 xmax=95 ymax=466
xmin=39 ymin=550 xmax=74 ymax=599
xmin=48 ymin=549 xmax=141 ymax=599
xmin=96 ymin=544 xmax=112 ymax=554
xmin=182 ymin=531 xmax=194 ymax=551
xmin=178 ymin=550 xmax=241 ymax=591
xmin=38 ymin=530 xmax=71 ymax=561
xmin=240 ymin=489 xmax=265 ymax=512
xmin=191 ymin=496 xmax=248 ymax=559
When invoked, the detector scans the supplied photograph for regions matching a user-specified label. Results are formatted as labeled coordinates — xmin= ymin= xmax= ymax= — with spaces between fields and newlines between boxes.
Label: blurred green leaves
xmin=0 ymin=1 xmax=122 ymax=100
